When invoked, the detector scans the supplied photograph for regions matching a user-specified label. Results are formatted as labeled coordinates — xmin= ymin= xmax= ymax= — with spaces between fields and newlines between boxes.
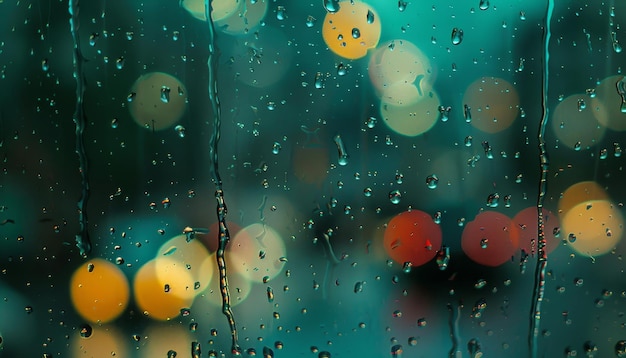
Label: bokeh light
xmin=138 ymin=324 xmax=192 ymax=358
xmin=128 ymin=72 xmax=188 ymax=131
xmin=379 ymin=87 xmax=440 ymax=136
xmin=562 ymin=199 xmax=624 ymax=257
xmin=591 ymin=75 xmax=626 ymax=131
xmin=551 ymin=94 xmax=605 ymax=150
xmin=461 ymin=211 xmax=519 ymax=267
xmin=181 ymin=0 xmax=240 ymax=22
xmin=195 ymin=254 xmax=252 ymax=307
xmin=322 ymin=1 xmax=381 ymax=60
xmin=133 ymin=258 xmax=195 ymax=321
xmin=368 ymin=39 xmax=434 ymax=102
xmin=70 ymin=258 xmax=130 ymax=324
xmin=512 ymin=207 xmax=560 ymax=255
xmin=462 ymin=77 xmax=520 ymax=133
xmin=71 ymin=325 xmax=129 ymax=358
xmin=558 ymin=181 xmax=609 ymax=217
xmin=156 ymin=234 xmax=213 ymax=296
xmin=216 ymin=0 xmax=268 ymax=35
xmin=383 ymin=210 xmax=442 ymax=267
xmin=228 ymin=223 xmax=287 ymax=283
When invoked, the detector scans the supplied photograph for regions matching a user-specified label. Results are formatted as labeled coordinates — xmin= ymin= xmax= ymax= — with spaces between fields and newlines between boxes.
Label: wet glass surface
xmin=1 ymin=0 xmax=626 ymax=357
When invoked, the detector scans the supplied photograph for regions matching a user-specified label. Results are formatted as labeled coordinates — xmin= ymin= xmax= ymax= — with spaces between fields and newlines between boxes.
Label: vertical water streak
xmin=68 ymin=0 xmax=92 ymax=258
xmin=204 ymin=1 xmax=241 ymax=355
xmin=447 ymin=302 xmax=461 ymax=358
xmin=529 ymin=0 xmax=554 ymax=356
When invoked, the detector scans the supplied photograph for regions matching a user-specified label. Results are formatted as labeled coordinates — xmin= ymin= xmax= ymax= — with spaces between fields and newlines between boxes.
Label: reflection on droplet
xmin=451 ymin=28 xmax=463 ymax=45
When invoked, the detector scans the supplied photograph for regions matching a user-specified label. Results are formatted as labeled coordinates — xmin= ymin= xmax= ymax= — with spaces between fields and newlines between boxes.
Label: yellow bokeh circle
xmin=138 ymin=324 xmax=192 ymax=358
xmin=562 ymin=199 xmax=624 ymax=257
xmin=156 ymin=234 xmax=213 ymax=297
xmin=228 ymin=223 xmax=286 ymax=283
xmin=133 ymin=258 xmax=195 ymax=321
xmin=71 ymin=325 xmax=129 ymax=358
xmin=551 ymin=94 xmax=605 ymax=150
xmin=380 ymin=88 xmax=441 ymax=136
xmin=70 ymin=258 xmax=130 ymax=324
xmin=558 ymin=181 xmax=609 ymax=217
xmin=368 ymin=39 xmax=434 ymax=101
xmin=322 ymin=1 xmax=381 ymax=60
xmin=128 ymin=72 xmax=188 ymax=131
xmin=462 ymin=77 xmax=520 ymax=133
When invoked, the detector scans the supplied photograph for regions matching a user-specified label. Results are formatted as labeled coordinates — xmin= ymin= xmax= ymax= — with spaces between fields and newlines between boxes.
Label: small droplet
xmin=272 ymin=142 xmax=281 ymax=154
xmin=79 ymin=324 xmax=93 ymax=338
xmin=41 ymin=58 xmax=49 ymax=72
xmin=426 ymin=174 xmax=439 ymax=189
xmin=306 ymin=15 xmax=317 ymax=27
xmin=451 ymin=28 xmax=464 ymax=45
xmin=388 ymin=190 xmax=402 ymax=204
xmin=175 ymin=125 xmax=186 ymax=138
xmin=115 ymin=57 xmax=125 ymax=70
xmin=351 ymin=28 xmax=361 ymax=39
xmin=160 ymin=86 xmax=171 ymax=103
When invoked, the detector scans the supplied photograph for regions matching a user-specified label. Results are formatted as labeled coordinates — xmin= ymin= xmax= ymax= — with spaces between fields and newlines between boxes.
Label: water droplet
xmin=267 ymin=287 xmax=274 ymax=302
xmin=463 ymin=104 xmax=472 ymax=122
xmin=366 ymin=10 xmax=375 ymax=24
xmin=426 ymin=175 xmax=439 ymax=189
xmin=127 ymin=92 xmax=136 ymax=102
xmin=318 ymin=351 xmax=331 ymax=358
xmin=402 ymin=261 xmax=412 ymax=273
xmin=354 ymin=281 xmax=364 ymax=293
xmin=41 ymin=58 xmax=49 ymax=72
xmin=115 ymin=57 xmax=125 ymax=70
xmin=314 ymin=72 xmax=324 ymax=89
xmin=363 ymin=188 xmax=372 ymax=197
xmin=486 ymin=193 xmax=500 ymax=207
xmin=474 ymin=279 xmax=487 ymax=289
xmin=323 ymin=0 xmax=340 ymax=13
xmin=436 ymin=246 xmax=450 ymax=270
xmin=351 ymin=28 xmax=361 ymax=39
xmin=615 ymin=340 xmax=626 ymax=357
xmin=519 ymin=11 xmax=526 ymax=20
xmin=391 ymin=344 xmax=404 ymax=357
xmin=480 ymin=238 xmax=488 ymax=249
xmin=334 ymin=134 xmax=349 ymax=165
xmin=417 ymin=318 xmax=427 ymax=327
xmin=272 ymin=142 xmax=281 ymax=154
xmin=398 ymin=1 xmax=408 ymax=12
xmin=451 ymin=28 xmax=464 ymax=45
xmin=479 ymin=0 xmax=489 ymax=10
xmin=160 ymin=86 xmax=171 ymax=103
xmin=89 ymin=33 xmax=98 ymax=46
xmin=389 ymin=190 xmax=402 ymax=204
xmin=306 ymin=15 xmax=317 ymax=27
xmin=276 ymin=6 xmax=287 ymax=20
xmin=167 ymin=350 xmax=178 ymax=358
xmin=366 ymin=116 xmax=377 ymax=128
xmin=79 ymin=324 xmax=93 ymax=338
xmin=175 ymin=125 xmax=186 ymax=138
xmin=467 ymin=338 xmax=482 ymax=357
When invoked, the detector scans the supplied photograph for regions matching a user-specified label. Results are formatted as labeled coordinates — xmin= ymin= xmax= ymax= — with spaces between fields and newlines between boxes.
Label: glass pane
xmin=0 ymin=0 xmax=625 ymax=357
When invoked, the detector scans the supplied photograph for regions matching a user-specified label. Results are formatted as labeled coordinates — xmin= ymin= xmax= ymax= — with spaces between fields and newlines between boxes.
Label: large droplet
xmin=323 ymin=0 xmax=340 ymax=13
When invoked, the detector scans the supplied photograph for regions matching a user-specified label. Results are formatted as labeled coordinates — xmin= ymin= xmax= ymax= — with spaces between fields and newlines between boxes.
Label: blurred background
xmin=1 ymin=0 xmax=626 ymax=357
